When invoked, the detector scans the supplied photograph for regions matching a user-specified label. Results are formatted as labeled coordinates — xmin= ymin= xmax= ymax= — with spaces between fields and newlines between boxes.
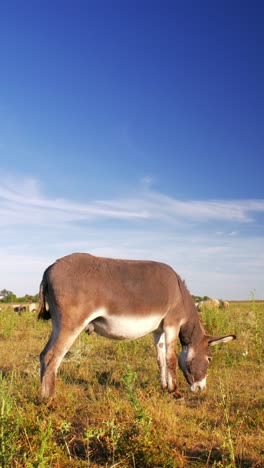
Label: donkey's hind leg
xmin=40 ymin=324 xmax=81 ymax=400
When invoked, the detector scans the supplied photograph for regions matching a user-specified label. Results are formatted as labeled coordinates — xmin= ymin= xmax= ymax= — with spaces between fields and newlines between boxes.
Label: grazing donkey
xmin=38 ymin=253 xmax=235 ymax=400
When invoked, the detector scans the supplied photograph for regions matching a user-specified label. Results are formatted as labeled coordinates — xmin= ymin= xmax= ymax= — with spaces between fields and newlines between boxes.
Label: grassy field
xmin=0 ymin=300 xmax=263 ymax=467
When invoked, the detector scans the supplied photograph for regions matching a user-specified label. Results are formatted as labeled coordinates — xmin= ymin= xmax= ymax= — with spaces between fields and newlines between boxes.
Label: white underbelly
xmin=91 ymin=314 xmax=163 ymax=340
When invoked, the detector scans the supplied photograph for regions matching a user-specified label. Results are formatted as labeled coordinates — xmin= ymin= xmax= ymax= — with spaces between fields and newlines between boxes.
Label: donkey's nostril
xmin=190 ymin=377 xmax=207 ymax=393
xmin=190 ymin=383 xmax=199 ymax=392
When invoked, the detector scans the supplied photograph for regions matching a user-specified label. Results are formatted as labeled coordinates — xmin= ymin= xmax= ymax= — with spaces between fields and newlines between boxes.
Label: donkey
xmin=38 ymin=253 xmax=236 ymax=400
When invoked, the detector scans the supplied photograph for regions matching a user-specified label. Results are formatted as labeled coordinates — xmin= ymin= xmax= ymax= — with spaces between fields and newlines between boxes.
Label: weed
xmin=35 ymin=419 xmax=53 ymax=467
xmin=251 ymin=290 xmax=263 ymax=365
xmin=218 ymin=379 xmax=236 ymax=467
xmin=0 ymin=309 xmax=17 ymax=340
xmin=58 ymin=420 xmax=72 ymax=461
xmin=0 ymin=372 xmax=20 ymax=467
xmin=121 ymin=366 xmax=151 ymax=425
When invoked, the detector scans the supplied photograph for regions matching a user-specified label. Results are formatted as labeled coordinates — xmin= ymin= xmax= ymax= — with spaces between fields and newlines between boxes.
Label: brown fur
xmin=38 ymin=253 xmax=235 ymax=401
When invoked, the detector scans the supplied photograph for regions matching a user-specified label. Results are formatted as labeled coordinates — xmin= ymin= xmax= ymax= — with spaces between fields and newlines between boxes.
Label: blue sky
xmin=0 ymin=0 xmax=263 ymax=299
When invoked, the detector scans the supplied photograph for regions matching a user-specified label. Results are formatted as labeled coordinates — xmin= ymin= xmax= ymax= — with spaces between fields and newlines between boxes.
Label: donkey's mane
xmin=176 ymin=274 xmax=194 ymax=307
xmin=176 ymin=274 xmax=206 ymax=335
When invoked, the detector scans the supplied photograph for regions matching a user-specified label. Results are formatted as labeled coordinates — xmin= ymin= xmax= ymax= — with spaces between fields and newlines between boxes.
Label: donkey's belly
xmin=91 ymin=314 xmax=163 ymax=340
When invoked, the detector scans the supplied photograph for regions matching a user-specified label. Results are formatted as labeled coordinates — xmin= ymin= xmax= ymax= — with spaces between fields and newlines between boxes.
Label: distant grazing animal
xmin=29 ymin=303 xmax=37 ymax=313
xmin=13 ymin=305 xmax=27 ymax=313
xmin=196 ymin=299 xmax=230 ymax=312
xmin=196 ymin=299 xmax=220 ymax=312
xmin=38 ymin=253 xmax=236 ymax=400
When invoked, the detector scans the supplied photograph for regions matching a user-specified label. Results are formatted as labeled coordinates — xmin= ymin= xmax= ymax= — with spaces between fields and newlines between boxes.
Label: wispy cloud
xmin=1 ymin=174 xmax=264 ymax=299
xmin=1 ymin=229 xmax=263 ymax=299
xmin=1 ymin=175 xmax=264 ymax=227
xmin=0 ymin=176 xmax=149 ymax=225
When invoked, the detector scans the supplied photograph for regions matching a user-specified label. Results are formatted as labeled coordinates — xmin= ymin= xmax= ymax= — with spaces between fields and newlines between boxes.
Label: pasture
xmin=0 ymin=300 xmax=263 ymax=467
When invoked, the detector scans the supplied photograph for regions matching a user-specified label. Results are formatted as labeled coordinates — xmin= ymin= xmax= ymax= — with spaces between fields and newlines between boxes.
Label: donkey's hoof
xmin=173 ymin=391 xmax=184 ymax=400
xmin=46 ymin=398 xmax=56 ymax=409
xmin=40 ymin=389 xmax=56 ymax=406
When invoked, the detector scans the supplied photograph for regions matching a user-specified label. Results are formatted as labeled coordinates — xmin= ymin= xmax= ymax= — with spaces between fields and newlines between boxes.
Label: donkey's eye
xmin=208 ymin=356 xmax=212 ymax=363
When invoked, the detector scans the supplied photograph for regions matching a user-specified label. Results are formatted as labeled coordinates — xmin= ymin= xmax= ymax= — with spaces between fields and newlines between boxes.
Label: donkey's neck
xmin=179 ymin=315 xmax=204 ymax=347
xmin=176 ymin=274 xmax=205 ymax=347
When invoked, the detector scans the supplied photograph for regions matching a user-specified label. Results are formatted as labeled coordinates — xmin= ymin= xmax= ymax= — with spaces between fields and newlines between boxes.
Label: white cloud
xmin=0 ymin=174 xmax=264 ymax=299
xmin=0 ymin=177 xmax=149 ymax=225
xmin=140 ymin=175 xmax=155 ymax=187
xmin=1 ymin=175 xmax=264 ymax=227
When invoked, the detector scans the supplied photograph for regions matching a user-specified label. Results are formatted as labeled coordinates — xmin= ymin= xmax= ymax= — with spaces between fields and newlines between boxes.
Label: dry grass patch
xmin=0 ymin=301 xmax=263 ymax=466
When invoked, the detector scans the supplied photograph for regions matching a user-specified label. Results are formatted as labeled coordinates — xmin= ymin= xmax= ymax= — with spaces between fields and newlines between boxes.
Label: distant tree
xmin=192 ymin=295 xmax=211 ymax=303
xmin=0 ymin=289 xmax=13 ymax=297
xmin=0 ymin=290 xmax=39 ymax=303
xmin=1 ymin=293 xmax=17 ymax=303
xmin=192 ymin=295 xmax=202 ymax=302
xmin=17 ymin=294 xmax=31 ymax=303
xmin=17 ymin=293 xmax=39 ymax=303
xmin=31 ymin=293 xmax=39 ymax=302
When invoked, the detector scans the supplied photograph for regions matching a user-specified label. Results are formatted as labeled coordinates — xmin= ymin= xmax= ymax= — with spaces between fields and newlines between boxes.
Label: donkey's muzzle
xmin=190 ymin=377 xmax=207 ymax=392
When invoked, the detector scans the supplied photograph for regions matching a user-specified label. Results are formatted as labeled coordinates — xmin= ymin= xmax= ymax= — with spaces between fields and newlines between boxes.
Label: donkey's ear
xmin=208 ymin=335 xmax=236 ymax=346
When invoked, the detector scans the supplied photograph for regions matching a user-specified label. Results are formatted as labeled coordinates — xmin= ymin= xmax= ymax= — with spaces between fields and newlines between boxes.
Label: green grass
xmin=0 ymin=301 xmax=263 ymax=467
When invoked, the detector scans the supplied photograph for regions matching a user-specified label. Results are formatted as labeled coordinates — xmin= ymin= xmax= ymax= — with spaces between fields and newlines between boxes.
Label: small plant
xmin=251 ymin=290 xmax=263 ymax=365
xmin=0 ymin=372 xmax=20 ymax=467
xmin=58 ymin=420 xmax=72 ymax=461
xmin=121 ymin=367 xmax=151 ymax=424
xmin=0 ymin=309 xmax=17 ymax=340
xmin=84 ymin=421 xmax=122 ymax=466
xmin=35 ymin=419 xmax=53 ymax=467
xmin=218 ymin=379 xmax=236 ymax=467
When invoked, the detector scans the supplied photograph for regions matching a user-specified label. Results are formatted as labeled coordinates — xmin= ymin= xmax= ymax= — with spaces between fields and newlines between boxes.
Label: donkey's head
xmin=178 ymin=335 xmax=236 ymax=392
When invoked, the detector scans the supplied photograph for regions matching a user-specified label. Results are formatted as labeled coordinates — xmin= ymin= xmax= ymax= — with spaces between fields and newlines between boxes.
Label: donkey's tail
xmin=38 ymin=269 xmax=51 ymax=320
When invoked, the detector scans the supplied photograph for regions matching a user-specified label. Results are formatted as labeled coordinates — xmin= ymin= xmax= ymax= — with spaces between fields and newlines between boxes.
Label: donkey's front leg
xmin=165 ymin=327 xmax=183 ymax=399
xmin=153 ymin=331 xmax=167 ymax=390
